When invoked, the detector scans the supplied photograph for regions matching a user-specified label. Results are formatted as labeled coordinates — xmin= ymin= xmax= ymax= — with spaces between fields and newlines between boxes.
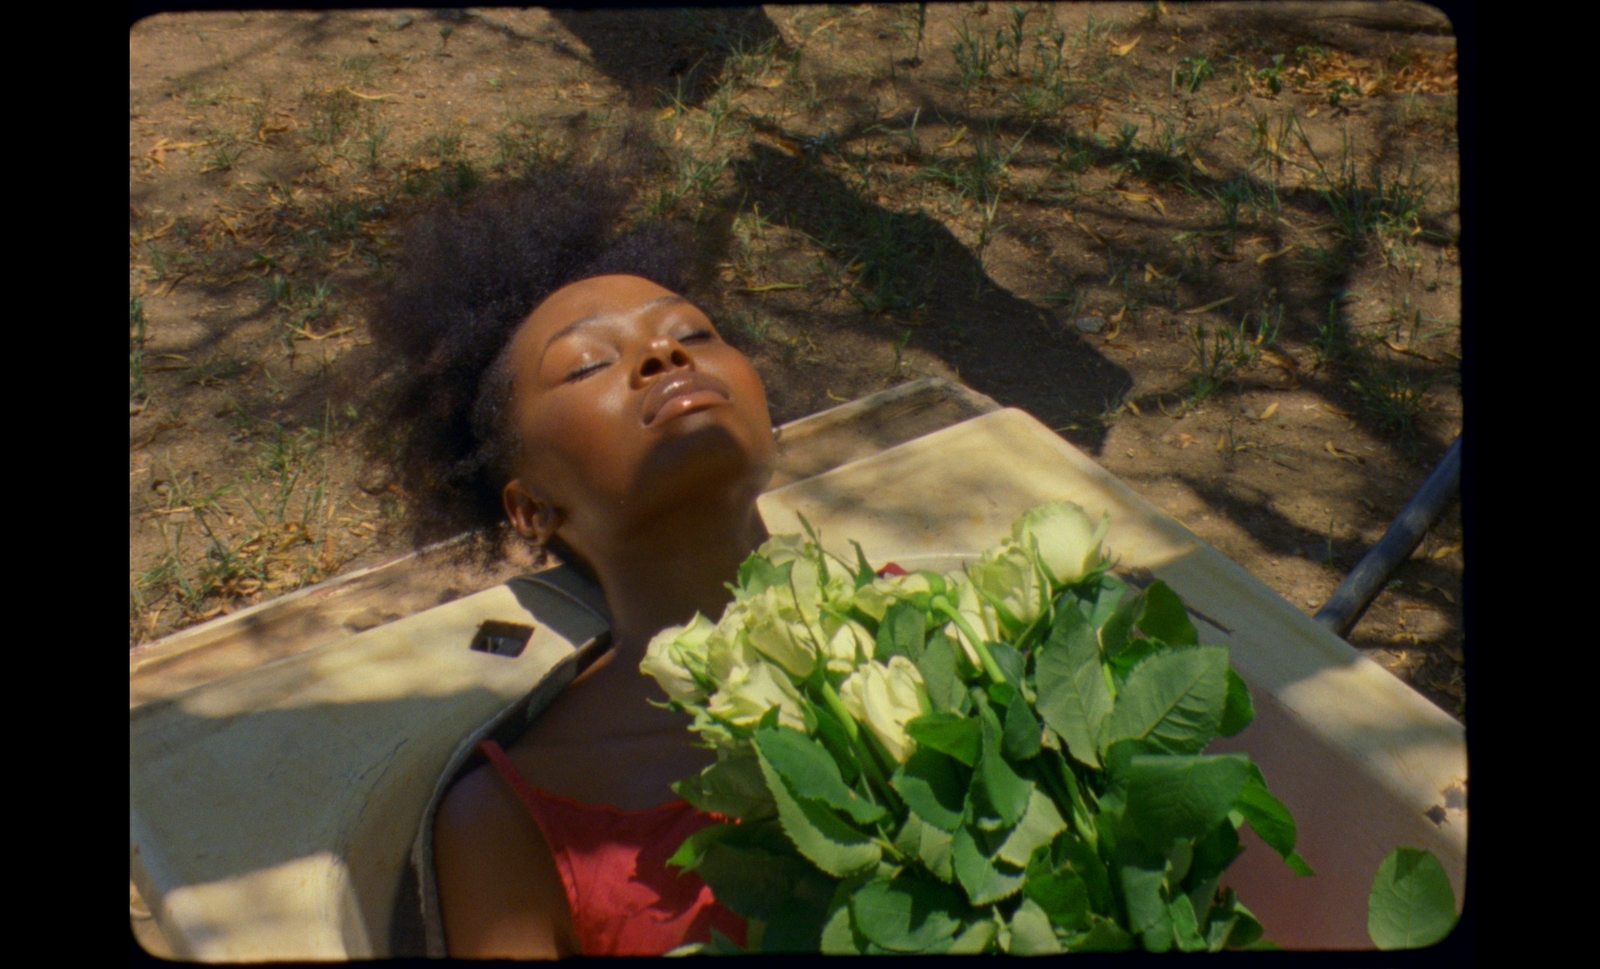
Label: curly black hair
xmin=366 ymin=162 xmax=724 ymax=562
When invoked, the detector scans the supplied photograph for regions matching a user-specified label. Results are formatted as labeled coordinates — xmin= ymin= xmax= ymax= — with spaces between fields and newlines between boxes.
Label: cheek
xmin=522 ymin=381 xmax=640 ymax=497
xmin=723 ymin=353 xmax=773 ymax=428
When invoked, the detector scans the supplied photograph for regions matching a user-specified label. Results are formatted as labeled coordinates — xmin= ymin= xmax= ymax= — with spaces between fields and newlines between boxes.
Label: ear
xmin=503 ymin=478 xmax=563 ymax=545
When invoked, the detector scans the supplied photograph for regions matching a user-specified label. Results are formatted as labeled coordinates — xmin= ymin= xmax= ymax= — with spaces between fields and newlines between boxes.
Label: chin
xmin=637 ymin=413 xmax=775 ymax=508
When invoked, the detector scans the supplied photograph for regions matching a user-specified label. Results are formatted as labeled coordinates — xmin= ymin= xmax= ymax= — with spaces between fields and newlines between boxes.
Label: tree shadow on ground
xmin=549 ymin=7 xmax=782 ymax=108
xmin=729 ymin=144 xmax=1132 ymax=455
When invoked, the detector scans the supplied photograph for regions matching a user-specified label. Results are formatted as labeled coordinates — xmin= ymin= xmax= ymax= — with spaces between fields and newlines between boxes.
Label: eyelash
xmin=563 ymin=330 xmax=716 ymax=381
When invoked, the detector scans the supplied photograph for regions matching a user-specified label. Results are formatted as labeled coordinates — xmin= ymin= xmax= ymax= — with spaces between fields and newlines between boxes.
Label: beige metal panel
xmin=130 ymin=583 xmax=604 ymax=960
xmin=757 ymin=407 xmax=1466 ymax=950
xmin=129 ymin=376 xmax=997 ymax=711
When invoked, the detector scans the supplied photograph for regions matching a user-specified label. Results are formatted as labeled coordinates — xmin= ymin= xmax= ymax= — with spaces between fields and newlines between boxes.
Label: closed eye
xmin=565 ymin=360 xmax=609 ymax=381
xmin=679 ymin=329 xmax=716 ymax=344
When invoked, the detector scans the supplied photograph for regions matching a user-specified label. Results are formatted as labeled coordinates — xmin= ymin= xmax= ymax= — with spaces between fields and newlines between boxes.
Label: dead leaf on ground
xmin=1183 ymin=296 xmax=1235 ymax=315
xmin=1257 ymin=244 xmax=1296 ymax=265
xmin=939 ymin=126 xmax=967 ymax=149
xmin=1105 ymin=304 xmax=1126 ymax=341
xmin=1382 ymin=339 xmax=1442 ymax=363
xmin=1257 ymin=401 xmax=1279 ymax=421
xmin=1062 ymin=211 xmax=1105 ymax=246
xmin=1430 ymin=543 xmax=1462 ymax=561
xmin=1116 ymin=190 xmax=1165 ymax=215
xmin=1418 ymin=581 xmax=1456 ymax=604
xmin=1110 ymin=36 xmax=1141 ymax=57
xmin=1177 ymin=432 xmax=1195 ymax=449
xmin=1324 ymin=441 xmax=1364 ymax=463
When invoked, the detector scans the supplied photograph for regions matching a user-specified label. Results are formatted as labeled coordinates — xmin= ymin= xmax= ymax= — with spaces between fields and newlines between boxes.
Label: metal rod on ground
xmin=1313 ymin=436 xmax=1462 ymax=639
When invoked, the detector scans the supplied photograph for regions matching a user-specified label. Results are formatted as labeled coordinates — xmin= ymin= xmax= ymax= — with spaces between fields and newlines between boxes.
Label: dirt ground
xmin=128 ymin=3 xmax=1464 ymax=718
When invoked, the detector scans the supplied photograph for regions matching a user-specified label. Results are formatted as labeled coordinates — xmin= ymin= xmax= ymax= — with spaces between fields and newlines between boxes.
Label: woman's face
xmin=500 ymin=274 xmax=775 ymax=553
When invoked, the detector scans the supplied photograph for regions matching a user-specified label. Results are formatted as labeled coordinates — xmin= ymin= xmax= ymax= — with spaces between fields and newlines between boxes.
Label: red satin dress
xmin=477 ymin=739 xmax=747 ymax=956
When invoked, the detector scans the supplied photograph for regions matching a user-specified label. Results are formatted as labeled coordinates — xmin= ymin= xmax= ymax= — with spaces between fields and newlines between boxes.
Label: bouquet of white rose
xmin=642 ymin=502 xmax=1312 ymax=954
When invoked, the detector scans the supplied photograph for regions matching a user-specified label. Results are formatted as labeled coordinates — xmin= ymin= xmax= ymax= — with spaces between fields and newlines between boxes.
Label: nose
xmin=635 ymin=335 xmax=693 ymax=380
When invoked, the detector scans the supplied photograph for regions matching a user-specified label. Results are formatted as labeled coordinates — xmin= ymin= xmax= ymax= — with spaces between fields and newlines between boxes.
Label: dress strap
xmin=477 ymin=739 xmax=548 ymax=821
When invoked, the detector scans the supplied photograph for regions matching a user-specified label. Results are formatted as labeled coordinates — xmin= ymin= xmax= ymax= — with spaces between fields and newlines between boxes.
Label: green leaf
xmin=1098 ymin=589 xmax=1143 ymax=660
xmin=946 ymin=917 xmax=998 ymax=953
xmin=1063 ymin=914 xmax=1136 ymax=952
xmin=1116 ymin=752 xmax=1253 ymax=853
xmin=755 ymin=726 xmax=887 ymax=825
xmin=672 ymin=752 xmax=776 ymax=821
xmin=1169 ymin=894 xmax=1207 ymax=952
xmin=669 ymin=820 xmax=808 ymax=921
xmin=1102 ymin=646 xmax=1229 ymax=755
xmin=917 ymin=819 xmax=956 ymax=882
xmin=761 ymin=896 xmax=832 ymax=953
xmin=988 ymin=642 xmax=1026 ymax=687
xmin=1046 ymin=827 xmax=1114 ymax=916
xmin=891 ymin=747 xmax=970 ymax=833
xmin=976 ymin=700 xmax=1033 ymax=826
xmin=695 ymin=841 xmax=806 ymax=922
xmin=1188 ymin=815 xmax=1243 ymax=885
xmin=1234 ymin=763 xmax=1313 ymax=875
xmin=1034 ymin=606 xmax=1113 ymax=768
xmin=916 ymin=632 xmax=971 ymax=714
xmin=876 ymin=601 xmax=928 ymax=662
xmin=757 ymin=742 xmax=881 ymax=878
xmin=1204 ymin=896 xmax=1239 ymax=952
xmin=739 ymin=554 xmax=793 ymax=596
xmin=996 ymin=787 xmax=1067 ymax=868
xmin=904 ymin=712 xmax=981 ymax=767
xmin=1076 ymin=573 xmax=1129 ymax=630
xmin=809 ymin=700 xmax=863 ymax=785
xmin=1368 ymin=847 xmax=1458 ymax=950
xmin=952 ymin=823 xmax=1026 ymax=905
xmin=850 ymin=540 xmax=875 ymax=590
xmin=1006 ymin=897 xmax=1062 ymax=955
xmin=1107 ymin=637 xmax=1158 ymax=683
xmin=1120 ymin=864 xmax=1167 ymax=935
xmin=850 ymin=876 xmax=966 ymax=952
xmin=1222 ymin=895 xmax=1264 ymax=949
xmin=987 ymin=680 xmax=1016 ymax=708
xmin=1218 ymin=669 xmax=1255 ymax=737
xmin=819 ymin=902 xmax=861 ymax=954
xmin=1001 ymin=693 xmax=1042 ymax=761
xmin=1137 ymin=580 xmax=1198 ymax=646
xmin=666 ymin=822 xmax=734 ymax=873
xmin=1022 ymin=845 xmax=1090 ymax=931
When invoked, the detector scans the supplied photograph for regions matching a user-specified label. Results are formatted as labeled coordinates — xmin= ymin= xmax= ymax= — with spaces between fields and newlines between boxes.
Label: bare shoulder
xmin=433 ymin=762 xmax=578 ymax=959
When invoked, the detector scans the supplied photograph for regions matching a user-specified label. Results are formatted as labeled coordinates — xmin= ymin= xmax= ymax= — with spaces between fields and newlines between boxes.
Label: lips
xmin=641 ymin=371 xmax=732 ymax=427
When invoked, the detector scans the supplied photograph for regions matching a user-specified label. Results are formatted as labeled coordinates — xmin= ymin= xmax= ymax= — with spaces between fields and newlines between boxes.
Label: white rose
xmin=1010 ymin=502 xmax=1109 ymax=588
xmin=640 ymin=612 xmax=716 ymax=705
xmin=743 ymin=588 xmax=820 ymax=679
xmin=707 ymin=660 xmax=812 ymax=733
xmin=966 ymin=544 xmax=1045 ymax=627
xmin=823 ymin=618 xmax=874 ymax=673
xmin=838 ymin=657 xmax=933 ymax=764
xmin=942 ymin=579 xmax=997 ymax=669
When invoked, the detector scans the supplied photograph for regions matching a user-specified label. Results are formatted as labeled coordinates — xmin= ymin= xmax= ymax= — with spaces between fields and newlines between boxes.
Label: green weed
xmin=892 ymin=3 xmax=929 ymax=64
xmin=1173 ymin=56 xmax=1214 ymax=94
xmin=1349 ymin=361 xmax=1434 ymax=437
xmin=953 ymin=18 xmax=997 ymax=94
xmin=1187 ymin=305 xmax=1281 ymax=404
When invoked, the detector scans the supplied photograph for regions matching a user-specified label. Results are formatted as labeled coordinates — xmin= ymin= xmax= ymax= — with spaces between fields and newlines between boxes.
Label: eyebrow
xmin=541 ymin=295 xmax=690 ymax=353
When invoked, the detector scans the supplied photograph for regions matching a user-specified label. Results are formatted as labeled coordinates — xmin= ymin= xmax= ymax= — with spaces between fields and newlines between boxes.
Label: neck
xmin=584 ymin=499 xmax=769 ymax=666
